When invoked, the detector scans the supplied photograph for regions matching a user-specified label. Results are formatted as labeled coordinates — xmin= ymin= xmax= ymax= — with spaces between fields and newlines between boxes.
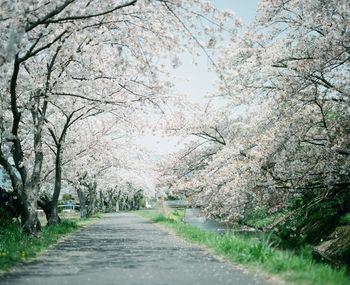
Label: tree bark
xmin=77 ymin=187 xmax=87 ymax=219
xmin=38 ymin=197 xmax=52 ymax=222
xmin=20 ymin=185 xmax=41 ymax=234
xmin=99 ymin=189 xmax=106 ymax=213
xmin=116 ymin=200 xmax=119 ymax=212
xmin=87 ymin=181 xmax=97 ymax=217
xmin=8 ymin=57 xmax=40 ymax=234
xmin=49 ymin=144 xmax=62 ymax=225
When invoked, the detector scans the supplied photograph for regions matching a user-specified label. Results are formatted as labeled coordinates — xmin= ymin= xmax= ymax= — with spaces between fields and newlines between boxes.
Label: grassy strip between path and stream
xmin=137 ymin=209 xmax=350 ymax=285
xmin=0 ymin=214 xmax=101 ymax=272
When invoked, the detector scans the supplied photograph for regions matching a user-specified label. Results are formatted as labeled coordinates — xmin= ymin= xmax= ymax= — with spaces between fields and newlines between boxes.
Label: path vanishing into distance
xmin=1 ymin=213 xmax=272 ymax=285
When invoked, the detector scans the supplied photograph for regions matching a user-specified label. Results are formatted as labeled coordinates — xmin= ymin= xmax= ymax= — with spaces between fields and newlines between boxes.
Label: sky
xmin=172 ymin=0 xmax=259 ymax=103
xmin=137 ymin=0 xmax=259 ymax=157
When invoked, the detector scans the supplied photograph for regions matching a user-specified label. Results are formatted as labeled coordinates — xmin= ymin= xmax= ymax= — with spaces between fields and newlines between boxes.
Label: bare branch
xmin=44 ymin=0 xmax=138 ymax=24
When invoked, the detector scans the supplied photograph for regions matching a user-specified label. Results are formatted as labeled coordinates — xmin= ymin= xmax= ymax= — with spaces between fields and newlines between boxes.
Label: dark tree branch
xmin=9 ymin=55 xmax=27 ymax=184
xmin=25 ymin=0 xmax=76 ymax=32
xmin=19 ymin=30 xmax=69 ymax=63
xmin=43 ymin=0 xmax=138 ymax=24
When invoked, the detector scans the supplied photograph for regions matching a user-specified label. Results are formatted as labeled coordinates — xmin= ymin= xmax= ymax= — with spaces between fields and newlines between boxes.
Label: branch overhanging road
xmin=2 ymin=213 xmax=272 ymax=285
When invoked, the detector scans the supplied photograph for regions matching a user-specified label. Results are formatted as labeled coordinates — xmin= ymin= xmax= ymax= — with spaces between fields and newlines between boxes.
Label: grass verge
xmin=137 ymin=209 xmax=350 ymax=285
xmin=0 ymin=215 xmax=100 ymax=272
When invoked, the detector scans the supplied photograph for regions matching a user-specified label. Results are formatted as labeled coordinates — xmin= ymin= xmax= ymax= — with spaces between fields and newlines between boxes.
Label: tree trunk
xmin=99 ymin=190 xmax=105 ymax=213
xmin=20 ymin=185 xmax=41 ymax=234
xmin=49 ymin=145 xmax=62 ymax=225
xmin=77 ymin=187 xmax=87 ymax=219
xmin=86 ymin=181 xmax=97 ymax=217
xmin=16 ymin=89 xmax=48 ymax=234
xmin=38 ymin=196 xmax=62 ymax=224
xmin=38 ymin=196 xmax=52 ymax=222
xmin=0 ymin=154 xmax=41 ymax=235
xmin=107 ymin=192 xmax=114 ymax=212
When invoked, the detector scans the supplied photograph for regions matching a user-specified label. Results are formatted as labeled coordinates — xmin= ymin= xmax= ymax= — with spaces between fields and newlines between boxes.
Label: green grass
xmin=0 ymin=215 xmax=100 ymax=271
xmin=340 ymin=213 xmax=350 ymax=225
xmin=137 ymin=209 xmax=350 ymax=285
xmin=240 ymin=208 xmax=284 ymax=229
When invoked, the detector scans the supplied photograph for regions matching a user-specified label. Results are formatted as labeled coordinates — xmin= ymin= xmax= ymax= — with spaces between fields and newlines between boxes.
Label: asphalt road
xmin=1 ymin=213 xmax=272 ymax=285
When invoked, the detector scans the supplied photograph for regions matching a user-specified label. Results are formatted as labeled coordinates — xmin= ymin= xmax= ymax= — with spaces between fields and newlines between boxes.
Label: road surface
xmin=1 ymin=213 xmax=272 ymax=285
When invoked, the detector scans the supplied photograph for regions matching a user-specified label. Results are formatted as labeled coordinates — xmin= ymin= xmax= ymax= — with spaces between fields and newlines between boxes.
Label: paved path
xmin=2 ymin=213 xmax=272 ymax=285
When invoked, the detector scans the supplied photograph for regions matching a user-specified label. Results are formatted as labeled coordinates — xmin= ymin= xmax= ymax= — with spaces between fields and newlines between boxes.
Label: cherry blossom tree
xmin=0 ymin=0 xmax=234 ymax=234
xmin=0 ymin=0 xmax=141 ymax=234
xmin=160 ymin=0 xmax=350 ymax=252
xmin=217 ymin=0 xmax=350 ymax=225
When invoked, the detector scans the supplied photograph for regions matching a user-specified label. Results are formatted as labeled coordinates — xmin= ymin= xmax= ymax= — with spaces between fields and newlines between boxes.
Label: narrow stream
xmin=184 ymin=208 xmax=229 ymax=233
xmin=184 ymin=208 xmax=266 ymax=239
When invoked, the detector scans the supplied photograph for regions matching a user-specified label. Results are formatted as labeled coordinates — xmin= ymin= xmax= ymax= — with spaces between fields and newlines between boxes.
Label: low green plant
xmin=339 ymin=213 xmax=350 ymax=225
xmin=0 ymin=216 xmax=98 ymax=272
xmin=137 ymin=209 xmax=350 ymax=285
xmin=241 ymin=207 xmax=284 ymax=229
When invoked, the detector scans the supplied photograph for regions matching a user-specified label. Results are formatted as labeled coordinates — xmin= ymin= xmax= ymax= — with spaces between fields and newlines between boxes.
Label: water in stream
xmin=184 ymin=208 xmax=266 ymax=239
xmin=184 ymin=208 xmax=229 ymax=233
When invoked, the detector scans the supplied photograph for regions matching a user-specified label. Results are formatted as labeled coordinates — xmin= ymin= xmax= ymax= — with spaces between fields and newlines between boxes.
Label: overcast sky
xmin=173 ymin=0 xmax=259 ymax=102
xmin=137 ymin=1 xmax=259 ymax=157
